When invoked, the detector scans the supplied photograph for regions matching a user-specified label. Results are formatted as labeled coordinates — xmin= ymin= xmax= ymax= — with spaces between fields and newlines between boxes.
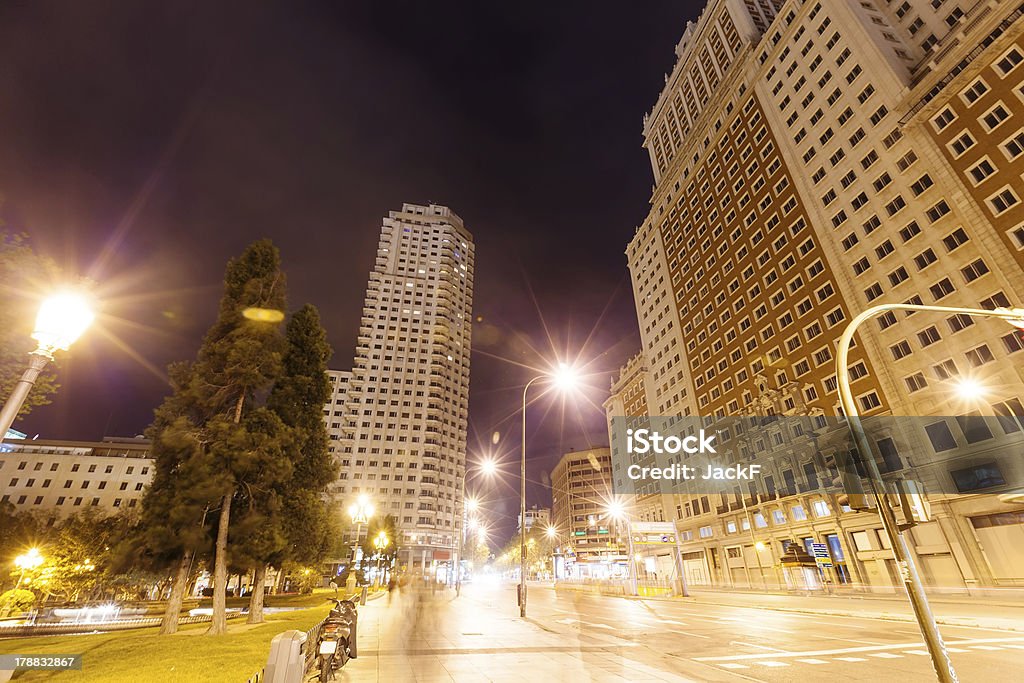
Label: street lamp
xmin=836 ymin=302 xmax=1024 ymax=683
xmin=452 ymin=457 xmax=497 ymax=592
xmin=545 ymin=525 xmax=560 ymax=580
xmin=0 ymin=291 xmax=95 ymax=442
xmin=373 ymin=531 xmax=389 ymax=587
xmin=520 ymin=363 xmax=579 ymax=617
xmin=347 ymin=495 xmax=374 ymax=583
xmin=606 ymin=499 xmax=638 ymax=596
xmin=14 ymin=547 xmax=44 ymax=586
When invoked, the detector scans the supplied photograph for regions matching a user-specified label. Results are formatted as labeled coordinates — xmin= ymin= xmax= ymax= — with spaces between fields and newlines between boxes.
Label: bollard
xmin=263 ymin=629 xmax=307 ymax=683
xmin=349 ymin=612 xmax=359 ymax=659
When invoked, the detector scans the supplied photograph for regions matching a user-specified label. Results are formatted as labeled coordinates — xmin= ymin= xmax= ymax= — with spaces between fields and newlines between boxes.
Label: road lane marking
xmin=869 ymin=653 xmax=902 ymax=659
xmin=555 ymin=618 xmax=577 ymax=625
xmin=730 ymin=641 xmax=790 ymax=653
xmin=756 ymin=661 xmax=789 ymax=667
xmin=796 ymin=659 xmax=829 ymax=664
xmin=904 ymin=650 xmax=929 ymax=656
xmin=694 ymin=636 xmax=1024 ymax=661
xmin=969 ymin=645 xmax=1002 ymax=650
xmin=835 ymin=657 xmax=868 ymax=662
xmin=718 ymin=663 xmax=749 ymax=669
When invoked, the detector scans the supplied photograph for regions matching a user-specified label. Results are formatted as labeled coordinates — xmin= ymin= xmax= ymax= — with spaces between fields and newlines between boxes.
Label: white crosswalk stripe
xmin=835 ymin=656 xmax=867 ymax=662
xmin=756 ymin=661 xmax=789 ymax=667
xmin=718 ymin=663 xmax=748 ymax=669
xmin=870 ymin=653 xmax=902 ymax=659
xmin=795 ymin=659 xmax=829 ymax=664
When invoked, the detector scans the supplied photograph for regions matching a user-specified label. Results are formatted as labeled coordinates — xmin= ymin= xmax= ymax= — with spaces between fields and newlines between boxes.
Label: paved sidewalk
xmin=628 ymin=587 xmax=1024 ymax=632
xmin=332 ymin=583 xmax=702 ymax=682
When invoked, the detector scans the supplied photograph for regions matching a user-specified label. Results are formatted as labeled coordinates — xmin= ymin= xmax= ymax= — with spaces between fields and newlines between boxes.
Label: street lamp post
xmin=520 ymin=364 xmax=578 ymax=618
xmin=14 ymin=548 xmax=44 ymax=587
xmin=545 ymin=525 xmax=558 ymax=581
xmin=0 ymin=292 xmax=94 ymax=442
xmin=452 ymin=458 xmax=495 ymax=594
xmin=836 ymin=302 xmax=1024 ymax=683
xmin=606 ymin=500 xmax=638 ymax=596
xmin=347 ymin=495 xmax=373 ymax=586
xmin=373 ymin=531 xmax=389 ymax=587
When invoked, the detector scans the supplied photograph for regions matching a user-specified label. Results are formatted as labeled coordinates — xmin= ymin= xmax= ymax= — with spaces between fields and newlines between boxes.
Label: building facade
xmin=0 ymin=437 xmax=152 ymax=517
xmin=517 ymin=505 xmax=551 ymax=533
xmin=324 ymin=203 xmax=474 ymax=575
xmin=608 ymin=0 xmax=1024 ymax=592
xmin=551 ymin=447 xmax=630 ymax=578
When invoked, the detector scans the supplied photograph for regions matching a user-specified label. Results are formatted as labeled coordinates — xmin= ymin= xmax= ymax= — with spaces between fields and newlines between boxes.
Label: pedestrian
xmin=330 ymin=579 xmax=338 ymax=597
xmin=387 ymin=576 xmax=397 ymax=606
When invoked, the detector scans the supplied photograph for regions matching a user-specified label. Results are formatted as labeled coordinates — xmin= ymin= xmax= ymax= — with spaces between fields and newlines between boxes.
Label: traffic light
xmin=832 ymin=448 xmax=873 ymax=511
xmin=895 ymin=479 xmax=930 ymax=526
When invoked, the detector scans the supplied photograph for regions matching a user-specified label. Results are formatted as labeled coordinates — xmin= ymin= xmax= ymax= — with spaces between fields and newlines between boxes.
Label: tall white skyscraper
xmin=325 ymin=203 xmax=474 ymax=574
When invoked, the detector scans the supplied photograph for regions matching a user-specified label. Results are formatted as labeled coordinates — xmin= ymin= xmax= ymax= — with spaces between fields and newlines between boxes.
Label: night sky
xmin=0 ymin=1 xmax=702 ymax=541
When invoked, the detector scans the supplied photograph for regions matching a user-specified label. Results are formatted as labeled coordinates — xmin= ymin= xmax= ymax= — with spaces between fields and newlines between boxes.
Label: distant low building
xmin=517 ymin=505 xmax=550 ymax=533
xmin=551 ymin=447 xmax=628 ymax=578
xmin=0 ymin=437 xmax=152 ymax=517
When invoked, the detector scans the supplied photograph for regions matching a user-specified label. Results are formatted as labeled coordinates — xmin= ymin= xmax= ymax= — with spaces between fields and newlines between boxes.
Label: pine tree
xmin=240 ymin=304 xmax=336 ymax=624
xmin=138 ymin=240 xmax=288 ymax=636
xmin=0 ymin=232 xmax=62 ymax=422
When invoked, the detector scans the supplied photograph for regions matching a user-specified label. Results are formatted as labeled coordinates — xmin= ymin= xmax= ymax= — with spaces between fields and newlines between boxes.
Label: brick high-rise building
xmin=609 ymin=0 xmax=1024 ymax=591
xmin=325 ymin=203 xmax=474 ymax=575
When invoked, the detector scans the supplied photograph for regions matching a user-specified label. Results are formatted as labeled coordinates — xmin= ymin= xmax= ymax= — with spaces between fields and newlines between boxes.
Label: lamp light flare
xmin=479 ymin=458 xmax=498 ymax=477
xmin=32 ymin=291 xmax=95 ymax=353
xmin=552 ymin=362 xmax=579 ymax=392
xmin=606 ymin=499 xmax=625 ymax=520
xmin=545 ymin=525 xmax=557 ymax=539
xmin=955 ymin=378 xmax=985 ymax=400
xmin=242 ymin=307 xmax=285 ymax=323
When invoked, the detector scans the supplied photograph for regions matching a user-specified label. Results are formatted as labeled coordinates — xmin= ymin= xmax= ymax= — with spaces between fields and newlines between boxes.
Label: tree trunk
xmin=246 ymin=565 xmax=268 ymax=624
xmin=160 ymin=552 xmax=191 ymax=635
xmin=206 ymin=491 xmax=233 ymax=635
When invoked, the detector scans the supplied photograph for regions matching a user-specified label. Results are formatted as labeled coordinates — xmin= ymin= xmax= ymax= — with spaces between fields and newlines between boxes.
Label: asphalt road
xmin=522 ymin=582 xmax=1024 ymax=681
xmin=337 ymin=580 xmax=1023 ymax=682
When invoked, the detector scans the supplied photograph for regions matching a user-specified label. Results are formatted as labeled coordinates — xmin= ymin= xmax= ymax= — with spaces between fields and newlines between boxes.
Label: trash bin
xmin=264 ymin=629 xmax=307 ymax=683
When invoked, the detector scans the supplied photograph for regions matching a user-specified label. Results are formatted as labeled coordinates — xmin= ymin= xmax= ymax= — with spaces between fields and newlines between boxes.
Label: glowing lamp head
xmin=994 ymin=307 xmax=1024 ymax=330
xmin=465 ymin=497 xmax=479 ymax=512
xmin=552 ymin=362 xmax=579 ymax=392
xmin=606 ymin=499 xmax=625 ymax=520
xmin=754 ymin=541 xmax=766 ymax=552
xmin=32 ymin=291 xmax=95 ymax=354
xmin=955 ymin=378 xmax=985 ymax=400
xmin=479 ymin=458 xmax=498 ymax=477
xmin=15 ymin=547 xmax=44 ymax=570
xmin=545 ymin=525 xmax=557 ymax=539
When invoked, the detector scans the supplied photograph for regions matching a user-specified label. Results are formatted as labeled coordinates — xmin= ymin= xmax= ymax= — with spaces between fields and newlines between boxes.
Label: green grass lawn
xmin=0 ymin=601 xmax=333 ymax=682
